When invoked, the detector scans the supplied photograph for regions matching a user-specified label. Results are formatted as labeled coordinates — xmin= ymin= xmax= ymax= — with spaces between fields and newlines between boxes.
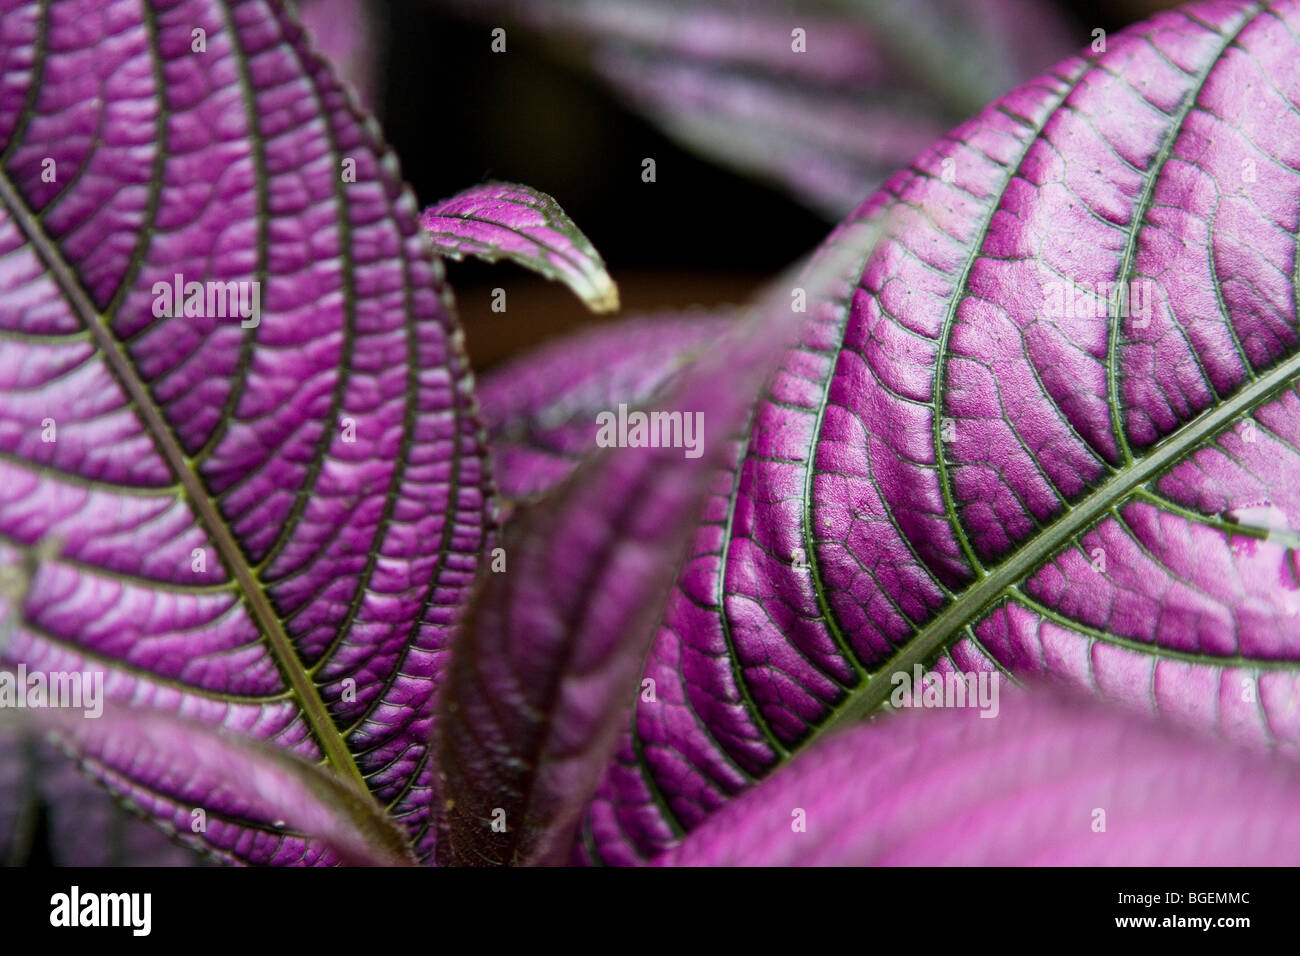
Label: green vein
xmin=929 ymin=64 xmax=1090 ymax=578
xmin=1009 ymin=584 xmax=1294 ymax=670
xmin=0 ymin=147 xmax=367 ymax=800
xmin=809 ymin=350 xmax=1300 ymax=742
xmin=1106 ymin=5 xmax=1261 ymax=464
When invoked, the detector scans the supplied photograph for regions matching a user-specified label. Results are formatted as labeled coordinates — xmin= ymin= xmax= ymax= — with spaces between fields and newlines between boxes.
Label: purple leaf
xmin=435 ymin=0 xmax=1077 ymax=217
xmin=10 ymin=704 xmax=414 ymax=866
xmin=437 ymin=220 xmax=884 ymax=865
xmin=577 ymin=0 xmax=1300 ymax=864
xmin=0 ymin=0 xmax=487 ymax=864
xmin=656 ymin=689 xmax=1300 ymax=866
xmin=420 ymin=181 xmax=620 ymax=313
xmin=479 ymin=311 xmax=735 ymax=506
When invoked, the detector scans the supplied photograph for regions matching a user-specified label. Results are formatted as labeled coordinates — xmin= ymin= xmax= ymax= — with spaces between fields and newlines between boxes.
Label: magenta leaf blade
xmin=11 ymin=704 xmax=414 ymax=866
xmin=577 ymin=0 xmax=1300 ymax=864
xmin=435 ymin=0 xmax=1078 ymax=217
xmin=0 ymin=0 xmax=487 ymax=864
xmin=479 ymin=311 xmax=735 ymax=507
xmin=438 ymin=220 xmax=883 ymax=866
xmin=657 ymin=689 xmax=1300 ymax=866
xmin=420 ymin=181 xmax=620 ymax=313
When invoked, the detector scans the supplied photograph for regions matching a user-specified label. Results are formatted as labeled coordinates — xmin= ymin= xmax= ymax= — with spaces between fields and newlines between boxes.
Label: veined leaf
xmin=420 ymin=181 xmax=620 ymax=313
xmin=575 ymin=0 xmax=1300 ymax=863
xmin=657 ymin=689 xmax=1300 ymax=866
xmin=0 ymin=0 xmax=487 ymax=864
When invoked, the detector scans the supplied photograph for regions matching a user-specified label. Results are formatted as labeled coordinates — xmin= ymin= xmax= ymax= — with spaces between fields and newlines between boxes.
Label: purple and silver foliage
xmin=2 ymin=0 xmax=1300 ymax=867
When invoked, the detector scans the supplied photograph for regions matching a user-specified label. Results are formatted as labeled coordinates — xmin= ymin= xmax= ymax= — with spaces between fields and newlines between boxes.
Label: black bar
xmin=0 ymin=865 xmax=1280 ymax=944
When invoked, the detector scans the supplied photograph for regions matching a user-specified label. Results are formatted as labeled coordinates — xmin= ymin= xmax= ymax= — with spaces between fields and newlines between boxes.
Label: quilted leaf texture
xmin=577 ymin=0 xmax=1300 ymax=864
xmin=0 ymin=0 xmax=486 ymax=864
xmin=420 ymin=181 xmax=620 ymax=313
xmin=436 ymin=0 xmax=1078 ymax=218
xmin=479 ymin=312 xmax=735 ymax=506
xmin=657 ymin=689 xmax=1300 ymax=866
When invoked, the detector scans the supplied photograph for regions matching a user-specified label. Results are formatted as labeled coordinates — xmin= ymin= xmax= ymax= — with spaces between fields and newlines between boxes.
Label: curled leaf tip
xmin=420 ymin=180 xmax=620 ymax=313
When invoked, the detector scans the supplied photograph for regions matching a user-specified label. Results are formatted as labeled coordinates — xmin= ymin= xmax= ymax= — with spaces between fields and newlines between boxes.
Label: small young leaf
xmin=420 ymin=181 xmax=620 ymax=312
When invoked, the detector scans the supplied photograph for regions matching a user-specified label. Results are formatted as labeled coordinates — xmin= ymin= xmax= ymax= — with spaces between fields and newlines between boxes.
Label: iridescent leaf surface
xmin=420 ymin=181 xmax=620 ymax=313
xmin=0 ymin=0 xmax=487 ymax=864
xmin=576 ymin=0 xmax=1300 ymax=864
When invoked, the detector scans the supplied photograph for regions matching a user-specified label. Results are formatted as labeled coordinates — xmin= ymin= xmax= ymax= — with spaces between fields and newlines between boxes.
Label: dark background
xmin=376 ymin=0 xmax=1177 ymax=371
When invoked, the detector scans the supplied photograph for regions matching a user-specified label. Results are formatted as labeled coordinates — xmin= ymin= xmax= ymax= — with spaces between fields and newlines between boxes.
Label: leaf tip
xmin=587 ymin=272 xmax=621 ymax=314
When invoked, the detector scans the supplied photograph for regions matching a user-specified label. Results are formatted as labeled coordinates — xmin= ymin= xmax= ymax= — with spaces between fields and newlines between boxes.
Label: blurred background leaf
xmin=361 ymin=0 xmax=1183 ymax=370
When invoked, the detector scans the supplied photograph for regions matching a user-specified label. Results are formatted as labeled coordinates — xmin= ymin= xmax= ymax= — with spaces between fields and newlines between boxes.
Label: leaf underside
xmin=420 ymin=180 xmax=620 ymax=313
xmin=0 ymin=0 xmax=486 ymax=865
xmin=571 ymin=0 xmax=1300 ymax=864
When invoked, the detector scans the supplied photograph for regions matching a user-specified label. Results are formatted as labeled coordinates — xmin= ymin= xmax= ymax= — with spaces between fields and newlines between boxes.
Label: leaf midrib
xmin=811 ymin=347 xmax=1300 ymax=742
xmin=0 ymin=167 xmax=370 ymax=796
xmin=804 ymin=4 xmax=1278 ymax=741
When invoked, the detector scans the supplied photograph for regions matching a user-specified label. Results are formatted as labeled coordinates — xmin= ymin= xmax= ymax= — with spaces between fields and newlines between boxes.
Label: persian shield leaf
xmin=577 ymin=0 xmax=1300 ymax=864
xmin=658 ymin=690 xmax=1300 ymax=866
xmin=420 ymin=181 xmax=621 ymax=313
xmin=297 ymin=0 xmax=382 ymax=110
xmin=0 ymin=0 xmax=486 ymax=864
xmin=0 ymin=725 xmax=202 ymax=866
xmin=13 ymin=704 xmax=414 ymax=866
xmin=438 ymin=308 xmax=788 ymax=866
